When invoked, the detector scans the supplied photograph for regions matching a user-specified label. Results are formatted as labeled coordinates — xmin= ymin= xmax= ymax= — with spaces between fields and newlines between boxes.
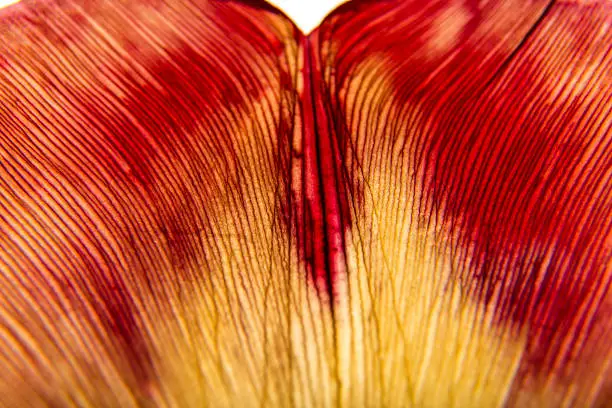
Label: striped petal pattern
xmin=0 ymin=0 xmax=610 ymax=406
xmin=0 ymin=1 xmax=304 ymax=405
xmin=313 ymin=0 xmax=611 ymax=405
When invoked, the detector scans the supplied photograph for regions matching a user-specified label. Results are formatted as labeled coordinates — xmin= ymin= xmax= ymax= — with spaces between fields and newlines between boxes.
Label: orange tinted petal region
xmin=0 ymin=0 xmax=610 ymax=407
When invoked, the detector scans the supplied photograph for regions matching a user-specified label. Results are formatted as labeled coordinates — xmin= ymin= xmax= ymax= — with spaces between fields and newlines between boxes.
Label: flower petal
xmin=314 ymin=0 xmax=611 ymax=406
xmin=1 ymin=0 xmax=610 ymax=406
xmin=0 ymin=0 xmax=315 ymax=405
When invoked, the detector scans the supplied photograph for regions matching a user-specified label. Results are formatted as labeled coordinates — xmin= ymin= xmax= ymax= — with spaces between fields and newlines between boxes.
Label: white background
xmin=267 ymin=0 xmax=348 ymax=33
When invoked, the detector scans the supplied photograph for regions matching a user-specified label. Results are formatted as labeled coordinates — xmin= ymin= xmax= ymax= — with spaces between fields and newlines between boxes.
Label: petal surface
xmin=0 ymin=0 xmax=322 ymax=406
xmin=0 ymin=0 xmax=610 ymax=406
xmin=314 ymin=0 xmax=611 ymax=406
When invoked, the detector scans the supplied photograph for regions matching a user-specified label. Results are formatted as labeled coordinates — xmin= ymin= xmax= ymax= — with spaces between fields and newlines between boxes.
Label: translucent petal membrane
xmin=0 ymin=0 xmax=610 ymax=406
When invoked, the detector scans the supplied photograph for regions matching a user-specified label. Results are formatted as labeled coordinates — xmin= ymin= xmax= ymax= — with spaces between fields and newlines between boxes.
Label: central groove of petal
xmin=295 ymin=35 xmax=354 ymax=303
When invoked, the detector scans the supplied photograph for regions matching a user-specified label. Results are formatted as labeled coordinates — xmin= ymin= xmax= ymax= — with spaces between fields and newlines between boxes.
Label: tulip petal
xmin=0 ymin=0 xmax=324 ymax=405
xmin=314 ymin=0 xmax=611 ymax=406
xmin=1 ymin=0 xmax=610 ymax=406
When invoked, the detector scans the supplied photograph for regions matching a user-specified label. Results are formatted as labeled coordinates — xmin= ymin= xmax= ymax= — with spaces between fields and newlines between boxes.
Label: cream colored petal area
xmin=327 ymin=66 xmax=527 ymax=407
